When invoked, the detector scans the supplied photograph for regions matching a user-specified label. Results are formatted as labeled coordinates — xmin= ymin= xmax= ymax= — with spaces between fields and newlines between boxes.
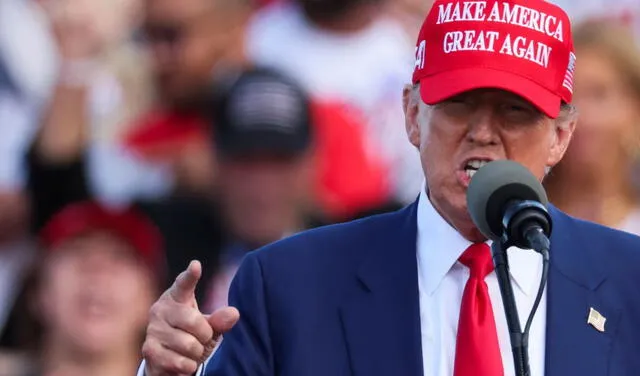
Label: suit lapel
xmin=545 ymin=206 xmax=619 ymax=376
xmin=339 ymin=202 xmax=423 ymax=376
xmin=337 ymin=202 xmax=620 ymax=376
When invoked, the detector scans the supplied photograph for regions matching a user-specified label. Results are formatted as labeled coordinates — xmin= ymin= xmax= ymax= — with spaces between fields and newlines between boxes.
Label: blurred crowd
xmin=0 ymin=0 xmax=638 ymax=375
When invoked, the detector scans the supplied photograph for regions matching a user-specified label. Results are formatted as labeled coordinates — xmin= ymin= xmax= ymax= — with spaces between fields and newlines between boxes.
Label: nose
xmin=465 ymin=109 xmax=500 ymax=146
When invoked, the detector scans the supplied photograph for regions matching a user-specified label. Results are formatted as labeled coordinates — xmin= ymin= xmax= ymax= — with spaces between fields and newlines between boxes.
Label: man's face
xmin=38 ymin=232 xmax=155 ymax=354
xmin=218 ymin=154 xmax=312 ymax=246
xmin=143 ymin=0 xmax=246 ymax=107
xmin=403 ymin=87 xmax=575 ymax=240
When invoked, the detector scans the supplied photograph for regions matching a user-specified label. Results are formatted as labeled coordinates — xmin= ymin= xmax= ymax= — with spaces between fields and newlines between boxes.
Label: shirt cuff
xmin=136 ymin=359 xmax=205 ymax=376
xmin=136 ymin=361 xmax=146 ymax=376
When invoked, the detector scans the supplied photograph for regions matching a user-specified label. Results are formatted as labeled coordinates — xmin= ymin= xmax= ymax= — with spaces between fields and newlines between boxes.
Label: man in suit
xmin=139 ymin=0 xmax=640 ymax=375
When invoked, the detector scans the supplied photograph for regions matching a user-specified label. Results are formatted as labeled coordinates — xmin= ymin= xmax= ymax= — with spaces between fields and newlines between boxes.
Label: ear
xmin=547 ymin=110 xmax=578 ymax=168
xmin=403 ymin=84 xmax=421 ymax=148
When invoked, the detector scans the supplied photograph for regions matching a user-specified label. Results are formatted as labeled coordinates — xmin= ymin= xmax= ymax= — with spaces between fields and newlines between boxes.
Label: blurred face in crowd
xmin=567 ymin=49 xmax=640 ymax=174
xmin=37 ymin=232 xmax=155 ymax=354
xmin=403 ymin=87 xmax=576 ymax=240
xmin=143 ymin=0 xmax=251 ymax=107
xmin=217 ymin=154 xmax=312 ymax=246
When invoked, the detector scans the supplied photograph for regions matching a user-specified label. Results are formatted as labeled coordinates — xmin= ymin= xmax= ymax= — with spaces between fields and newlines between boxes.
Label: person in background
xmin=127 ymin=0 xmax=391 ymax=218
xmin=121 ymin=0 xmax=258 ymax=197
xmin=28 ymin=0 xmax=396 ymax=296
xmin=0 ymin=2 xmax=49 ymax=351
xmin=202 ymin=67 xmax=317 ymax=313
xmin=0 ymin=59 xmax=37 ymax=354
xmin=247 ymin=0 xmax=423 ymax=205
xmin=544 ymin=21 xmax=640 ymax=234
xmin=31 ymin=0 xmax=158 ymax=206
xmin=27 ymin=0 xmax=258 ymax=301
xmin=15 ymin=202 xmax=163 ymax=376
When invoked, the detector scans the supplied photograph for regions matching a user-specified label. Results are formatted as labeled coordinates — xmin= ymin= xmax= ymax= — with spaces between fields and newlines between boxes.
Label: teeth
xmin=467 ymin=159 xmax=489 ymax=169
xmin=466 ymin=169 xmax=476 ymax=179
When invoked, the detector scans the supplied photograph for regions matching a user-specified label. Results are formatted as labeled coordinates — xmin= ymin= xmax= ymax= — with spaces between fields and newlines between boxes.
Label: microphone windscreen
xmin=466 ymin=160 xmax=548 ymax=241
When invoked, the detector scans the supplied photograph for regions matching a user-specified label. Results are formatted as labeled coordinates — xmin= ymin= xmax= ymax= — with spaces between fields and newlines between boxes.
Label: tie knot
xmin=459 ymin=243 xmax=494 ymax=278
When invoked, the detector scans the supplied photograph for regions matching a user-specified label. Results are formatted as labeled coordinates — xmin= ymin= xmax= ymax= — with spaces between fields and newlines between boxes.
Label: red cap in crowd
xmin=39 ymin=201 xmax=165 ymax=278
xmin=413 ymin=0 xmax=576 ymax=118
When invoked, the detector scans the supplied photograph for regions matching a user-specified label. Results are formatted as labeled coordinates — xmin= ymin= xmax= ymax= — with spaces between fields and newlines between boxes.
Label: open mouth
xmin=463 ymin=159 xmax=491 ymax=179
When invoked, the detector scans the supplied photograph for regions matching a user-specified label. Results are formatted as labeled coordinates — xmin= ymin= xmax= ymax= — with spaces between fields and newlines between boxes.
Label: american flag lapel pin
xmin=587 ymin=307 xmax=606 ymax=333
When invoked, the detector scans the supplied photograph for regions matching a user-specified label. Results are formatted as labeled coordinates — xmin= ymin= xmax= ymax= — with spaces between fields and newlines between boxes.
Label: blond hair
xmin=573 ymin=21 xmax=640 ymax=99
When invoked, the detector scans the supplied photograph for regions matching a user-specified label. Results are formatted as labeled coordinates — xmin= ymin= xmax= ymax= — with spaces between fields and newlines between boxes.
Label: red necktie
xmin=453 ymin=243 xmax=504 ymax=376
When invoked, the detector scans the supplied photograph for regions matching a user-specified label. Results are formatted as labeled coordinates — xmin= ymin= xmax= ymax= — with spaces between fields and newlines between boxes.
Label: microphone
xmin=466 ymin=160 xmax=552 ymax=376
xmin=466 ymin=159 xmax=552 ymax=253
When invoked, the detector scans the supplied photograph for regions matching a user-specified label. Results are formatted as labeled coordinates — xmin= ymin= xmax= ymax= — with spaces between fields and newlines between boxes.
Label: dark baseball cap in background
xmin=211 ymin=68 xmax=313 ymax=158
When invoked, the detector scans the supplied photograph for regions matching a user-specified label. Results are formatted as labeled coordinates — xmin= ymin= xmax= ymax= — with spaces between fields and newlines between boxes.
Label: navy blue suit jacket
xmin=205 ymin=201 xmax=640 ymax=375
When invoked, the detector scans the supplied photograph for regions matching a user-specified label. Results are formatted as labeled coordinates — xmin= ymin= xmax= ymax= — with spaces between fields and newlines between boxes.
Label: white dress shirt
xmin=139 ymin=187 xmax=547 ymax=376
xmin=417 ymin=186 xmax=547 ymax=376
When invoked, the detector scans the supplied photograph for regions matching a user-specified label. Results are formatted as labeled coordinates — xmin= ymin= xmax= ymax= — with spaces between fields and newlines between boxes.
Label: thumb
xmin=207 ymin=307 xmax=240 ymax=338
xmin=169 ymin=260 xmax=202 ymax=304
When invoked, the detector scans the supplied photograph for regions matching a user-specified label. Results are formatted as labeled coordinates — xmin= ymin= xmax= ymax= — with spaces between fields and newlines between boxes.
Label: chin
xmin=77 ymin=321 xmax=121 ymax=342
xmin=445 ymin=190 xmax=469 ymax=217
xmin=434 ymin=187 xmax=478 ymax=226
xmin=69 ymin=333 xmax=117 ymax=355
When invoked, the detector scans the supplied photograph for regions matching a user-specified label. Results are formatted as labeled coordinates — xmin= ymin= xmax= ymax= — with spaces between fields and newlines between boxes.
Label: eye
xmin=447 ymin=95 xmax=469 ymax=104
xmin=500 ymin=102 xmax=544 ymax=126
xmin=502 ymin=102 xmax=542 ymax=118
xmin=438 ymin=95 xmax=472 ymax=110
xmin=504 ymin=103 xmax=530 ymax=112
xmin=436 ymin=96 xmax=473 ymax=117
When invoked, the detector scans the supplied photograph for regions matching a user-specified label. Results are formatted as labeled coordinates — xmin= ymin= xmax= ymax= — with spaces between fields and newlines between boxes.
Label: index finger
xmin=169 ymin=260 xmax=202 ymax=305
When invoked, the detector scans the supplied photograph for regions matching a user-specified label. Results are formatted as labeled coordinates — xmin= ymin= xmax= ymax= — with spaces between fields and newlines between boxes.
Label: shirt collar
xmin=416 ymin=183 xmax=542 ymax=297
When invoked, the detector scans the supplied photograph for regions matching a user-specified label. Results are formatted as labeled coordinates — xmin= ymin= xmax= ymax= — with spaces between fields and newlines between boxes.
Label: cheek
xmin=421 ymin=132 xmax=456 ymax=186
xmin=616 ymin=103 xmax=640 ymax=139
xmin=179 ymin=38 xmax=215 ymax=76
xmin=188 ymin=25 xmax=231 ymax=67
xmin=219 ymin=169 xmax=247 ymax=198
xmin=39 ymin=265 xmax=79 ymax=323
xmin=119 ymin=273 xmax=154 ymax=316
xmin=107 ymin=268 xmax=155 ymax=329
xmin=506 ymin=131 xmax=555 ymax=178
xmin=420 ymin=118 xmax=461 ymax=165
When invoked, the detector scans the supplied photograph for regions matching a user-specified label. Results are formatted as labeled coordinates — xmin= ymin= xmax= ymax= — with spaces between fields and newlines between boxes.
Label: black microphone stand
xmin=491 ymin=230 xmax=550 ymax=376
xmin=491 ymin=239 xmax=528 ymax=376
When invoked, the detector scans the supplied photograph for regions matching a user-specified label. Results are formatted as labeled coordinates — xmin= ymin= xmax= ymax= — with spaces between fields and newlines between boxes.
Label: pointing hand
xmin=142 ymin=261 xmax=240 ymax=375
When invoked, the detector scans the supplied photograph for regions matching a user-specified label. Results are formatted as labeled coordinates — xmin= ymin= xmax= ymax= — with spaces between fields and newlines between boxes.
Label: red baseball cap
xmin=39 ymin=201 xmax=165 ymax=278
xmin=412 ymin=0 xmax=576 ymax=118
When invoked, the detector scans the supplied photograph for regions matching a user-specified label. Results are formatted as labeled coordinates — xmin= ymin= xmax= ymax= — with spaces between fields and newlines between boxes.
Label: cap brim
xmin=419 ymin=68 xmax=562 ymax=118
xmin=40 ymin=203 xmax=164 ymax=279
